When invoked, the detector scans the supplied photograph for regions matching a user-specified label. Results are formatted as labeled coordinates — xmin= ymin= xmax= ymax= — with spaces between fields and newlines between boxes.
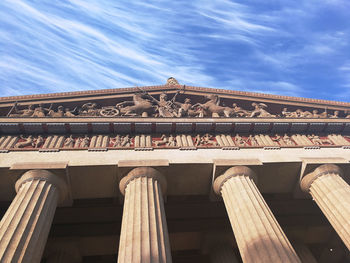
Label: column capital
xmin=300 ymin=164 xmax=343 ymax=193
xmin=119 ymin=167 xmax=167 ymax=196
xmin=213 ymin=166 xmax=257 ymax=195
xmin=15 ymin=169 xmax=68 ymax=204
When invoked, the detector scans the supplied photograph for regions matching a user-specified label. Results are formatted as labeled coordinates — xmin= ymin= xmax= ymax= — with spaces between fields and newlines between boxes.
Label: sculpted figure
xmin=64 ymin=135 xmax=75 ymax=148
xmin=48 ymin=106 xmax=64 ymax=117
xmin=8 ymin=103 xmax=35 ymax=117
xmin=112 ymin=135 xmax=122 ymax=147
xmin=116 ymin=91 xmax=155 ymax=117
xmin=283 ymin=134 xmax=295 ymax=146
xmin=79 ymin=103 xmax=99 ymax=116
xmin=74 ymin=137 xmax=82 ymax=148
xmin=329 ymin=110 xmax=339 ymax=118
xmin=155 ymin=134 xmax=168 ymax=147
xmin=174 ymin=98 xmax=198 ymax=117
xmin=319 ymin=110 xmax=328 ymax=118
xmin=15 ymin=135 xmax=34 ymax=148
xmin=167 ymin=134 xmax=176 ymax=146
xmin=250 ymin=103 xmax=275 ymax=118
xmin=281 ymin=108 xmax=295 ymax=118
xmin=194 ymin=134 xmax=201 ymax=146
xmin=195 ymin=134 xmax=217 ymax=146
xmin=234 ymin=134 xmax=247 ymax=147
xmin=35 ymin=135 xmax=44 ymax=148
xmin=308 ymin=134 xmax=323 ymax=145
xmin=247 ymin=135 xmax=258 ymax=146
xmin=120 ymin=135 xmax=131 ymax=147
xmin=271 ymin=134 xmax=283 ymax=146
xmin=64 ymin=107 xmax=77 ymax=117
xmin=345 ymin=110 xmax=350 ymax=118
xmin=232 ymin=103 xmax=249 ymax=117
xmin=81 ymin=135 xmax=90 ymax=148
xmin=309 ymin=134 xmax=332 ymax=145
xmin=299 ymin=109 xmax=313 ymax=118
xmin=155 ymin=134 xmax=177 ymax=147
xmin=311 ymin=110 xmax=320 ymax=118
xmin=193 ymin=94 xmax=233 ymax=117
xmin=285 ymin=109 xmax=303 ymax=118
xmin=32 ymin=103 xmax=52 ymax=117
xmin=152 ymin=92 xmax=178 ymax=117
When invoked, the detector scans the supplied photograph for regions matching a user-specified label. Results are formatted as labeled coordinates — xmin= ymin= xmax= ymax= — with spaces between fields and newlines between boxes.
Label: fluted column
xmin=301 ymin=164 xmax=350 ymax=250
xmin=117 ymin=167 xmax=172 ymax=263
xmin=213 ymin=166 xmax=301 ymax=263
xmin=0 ymin=169 xmax=68 ymax=263
xmin=210 ymin=244 xmax=239 ymax=263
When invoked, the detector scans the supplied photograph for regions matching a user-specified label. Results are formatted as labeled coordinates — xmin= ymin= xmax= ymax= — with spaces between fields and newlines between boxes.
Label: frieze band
xmin=0 ymin=133 xmax=349 ymax=152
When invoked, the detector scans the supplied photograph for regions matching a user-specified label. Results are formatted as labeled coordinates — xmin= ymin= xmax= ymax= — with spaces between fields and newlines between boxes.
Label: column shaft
xmin=214 ymin=166 xmax=300 ymax=263
xmin=301 ymin=165 xmax=350 ymax=250
xmin=118 ymin=168 xmax=172 ymax=263
xmin=0 ymin=179 xmax=59 ymax=263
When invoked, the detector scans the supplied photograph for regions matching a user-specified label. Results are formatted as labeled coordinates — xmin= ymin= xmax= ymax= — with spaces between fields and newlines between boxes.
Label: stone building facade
xmin=0 ymin=78 xmax=350 ymax=262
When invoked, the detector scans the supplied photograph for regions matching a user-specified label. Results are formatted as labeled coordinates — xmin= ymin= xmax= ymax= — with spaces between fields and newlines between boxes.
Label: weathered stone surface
xmin=118 ymin=167 xmax=172 ymax=263
xmin=301 ymin=164 xmax=350 ymax=250
xmin=214 ymin=166 xmax=301 ymax=263
xmin=0 ymin=169 xmax=68 ymax=263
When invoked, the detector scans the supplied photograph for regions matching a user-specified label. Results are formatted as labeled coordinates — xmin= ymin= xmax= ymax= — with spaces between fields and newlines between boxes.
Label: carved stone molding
xmin=0 ymin=133 xmax=349 ymax=152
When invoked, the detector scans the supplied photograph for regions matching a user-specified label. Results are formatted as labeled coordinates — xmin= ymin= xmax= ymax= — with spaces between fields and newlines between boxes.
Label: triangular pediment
xmin=0 ymin=83 xmax=349 ymax=119
xmin=1 ymin=80 xmax=350 ymax=151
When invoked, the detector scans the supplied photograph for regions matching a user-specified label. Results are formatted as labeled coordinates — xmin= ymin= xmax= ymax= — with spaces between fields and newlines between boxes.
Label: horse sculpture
xmin=193 ymin=94 xmax=233 ymax=117
xmin=116 ymin=92 xmax=156 ymax=117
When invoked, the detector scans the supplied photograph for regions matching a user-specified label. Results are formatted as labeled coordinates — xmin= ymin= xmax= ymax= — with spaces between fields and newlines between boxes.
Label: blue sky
xmin=1 ymin=0 xmax=350 ymax=101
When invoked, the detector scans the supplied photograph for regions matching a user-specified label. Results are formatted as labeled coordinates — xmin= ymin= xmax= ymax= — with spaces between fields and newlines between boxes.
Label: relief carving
xmin=8 ymin=103 xmax=35 ymax=117
xmin=250 ymin=103 xmax=275 ymax=118
xmin=193 ymin=95 xmax=233 ymax=117
xmin=307 ymin=134 xmax=333 ymax=145
xmin=6 ymin=93 xmax=349 ymax=119
xmin=115 ymin=91 xmax=155 ymax=117
xmin=14 ymin=135 xmax=35 ymax=148
xmin=64 ymin=135 xmax=75 ymax=148
xmin=1 ymin=133 xmax=347 ymax=151
xmin=154 ymin=134 xmax=176 ymax=147
xmin=247 ymin=135 xmax=258 ymax=146
xmin=234 ymin=134 xmax=248 ymax=147
xmin=194 ymin=134 xmax=218 ymax=146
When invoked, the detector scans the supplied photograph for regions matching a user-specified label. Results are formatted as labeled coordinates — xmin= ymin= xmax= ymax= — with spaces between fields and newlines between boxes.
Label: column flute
xmin=301 ymin=164 xmax=350 ymax=250
xmin=0 ymin=169 xmax=68 ymax=263
xmin=213 ymin=166 xmax=300 ymax=263
xmin=117 ymin=167 xmax=172 ymax=263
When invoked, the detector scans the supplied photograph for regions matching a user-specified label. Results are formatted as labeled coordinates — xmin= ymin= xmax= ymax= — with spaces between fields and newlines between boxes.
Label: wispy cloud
xmin=0 ymin=0 xmax=349 ymax=101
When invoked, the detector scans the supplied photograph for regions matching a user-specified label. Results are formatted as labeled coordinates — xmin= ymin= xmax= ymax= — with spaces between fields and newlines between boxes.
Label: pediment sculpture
xmin=6 ymin=89 xmax=349 ymax=118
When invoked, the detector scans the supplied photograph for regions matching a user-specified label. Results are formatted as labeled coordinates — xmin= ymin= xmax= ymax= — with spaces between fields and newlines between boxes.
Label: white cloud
xmin=0 ymin=0 xmax=349 ymax=100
